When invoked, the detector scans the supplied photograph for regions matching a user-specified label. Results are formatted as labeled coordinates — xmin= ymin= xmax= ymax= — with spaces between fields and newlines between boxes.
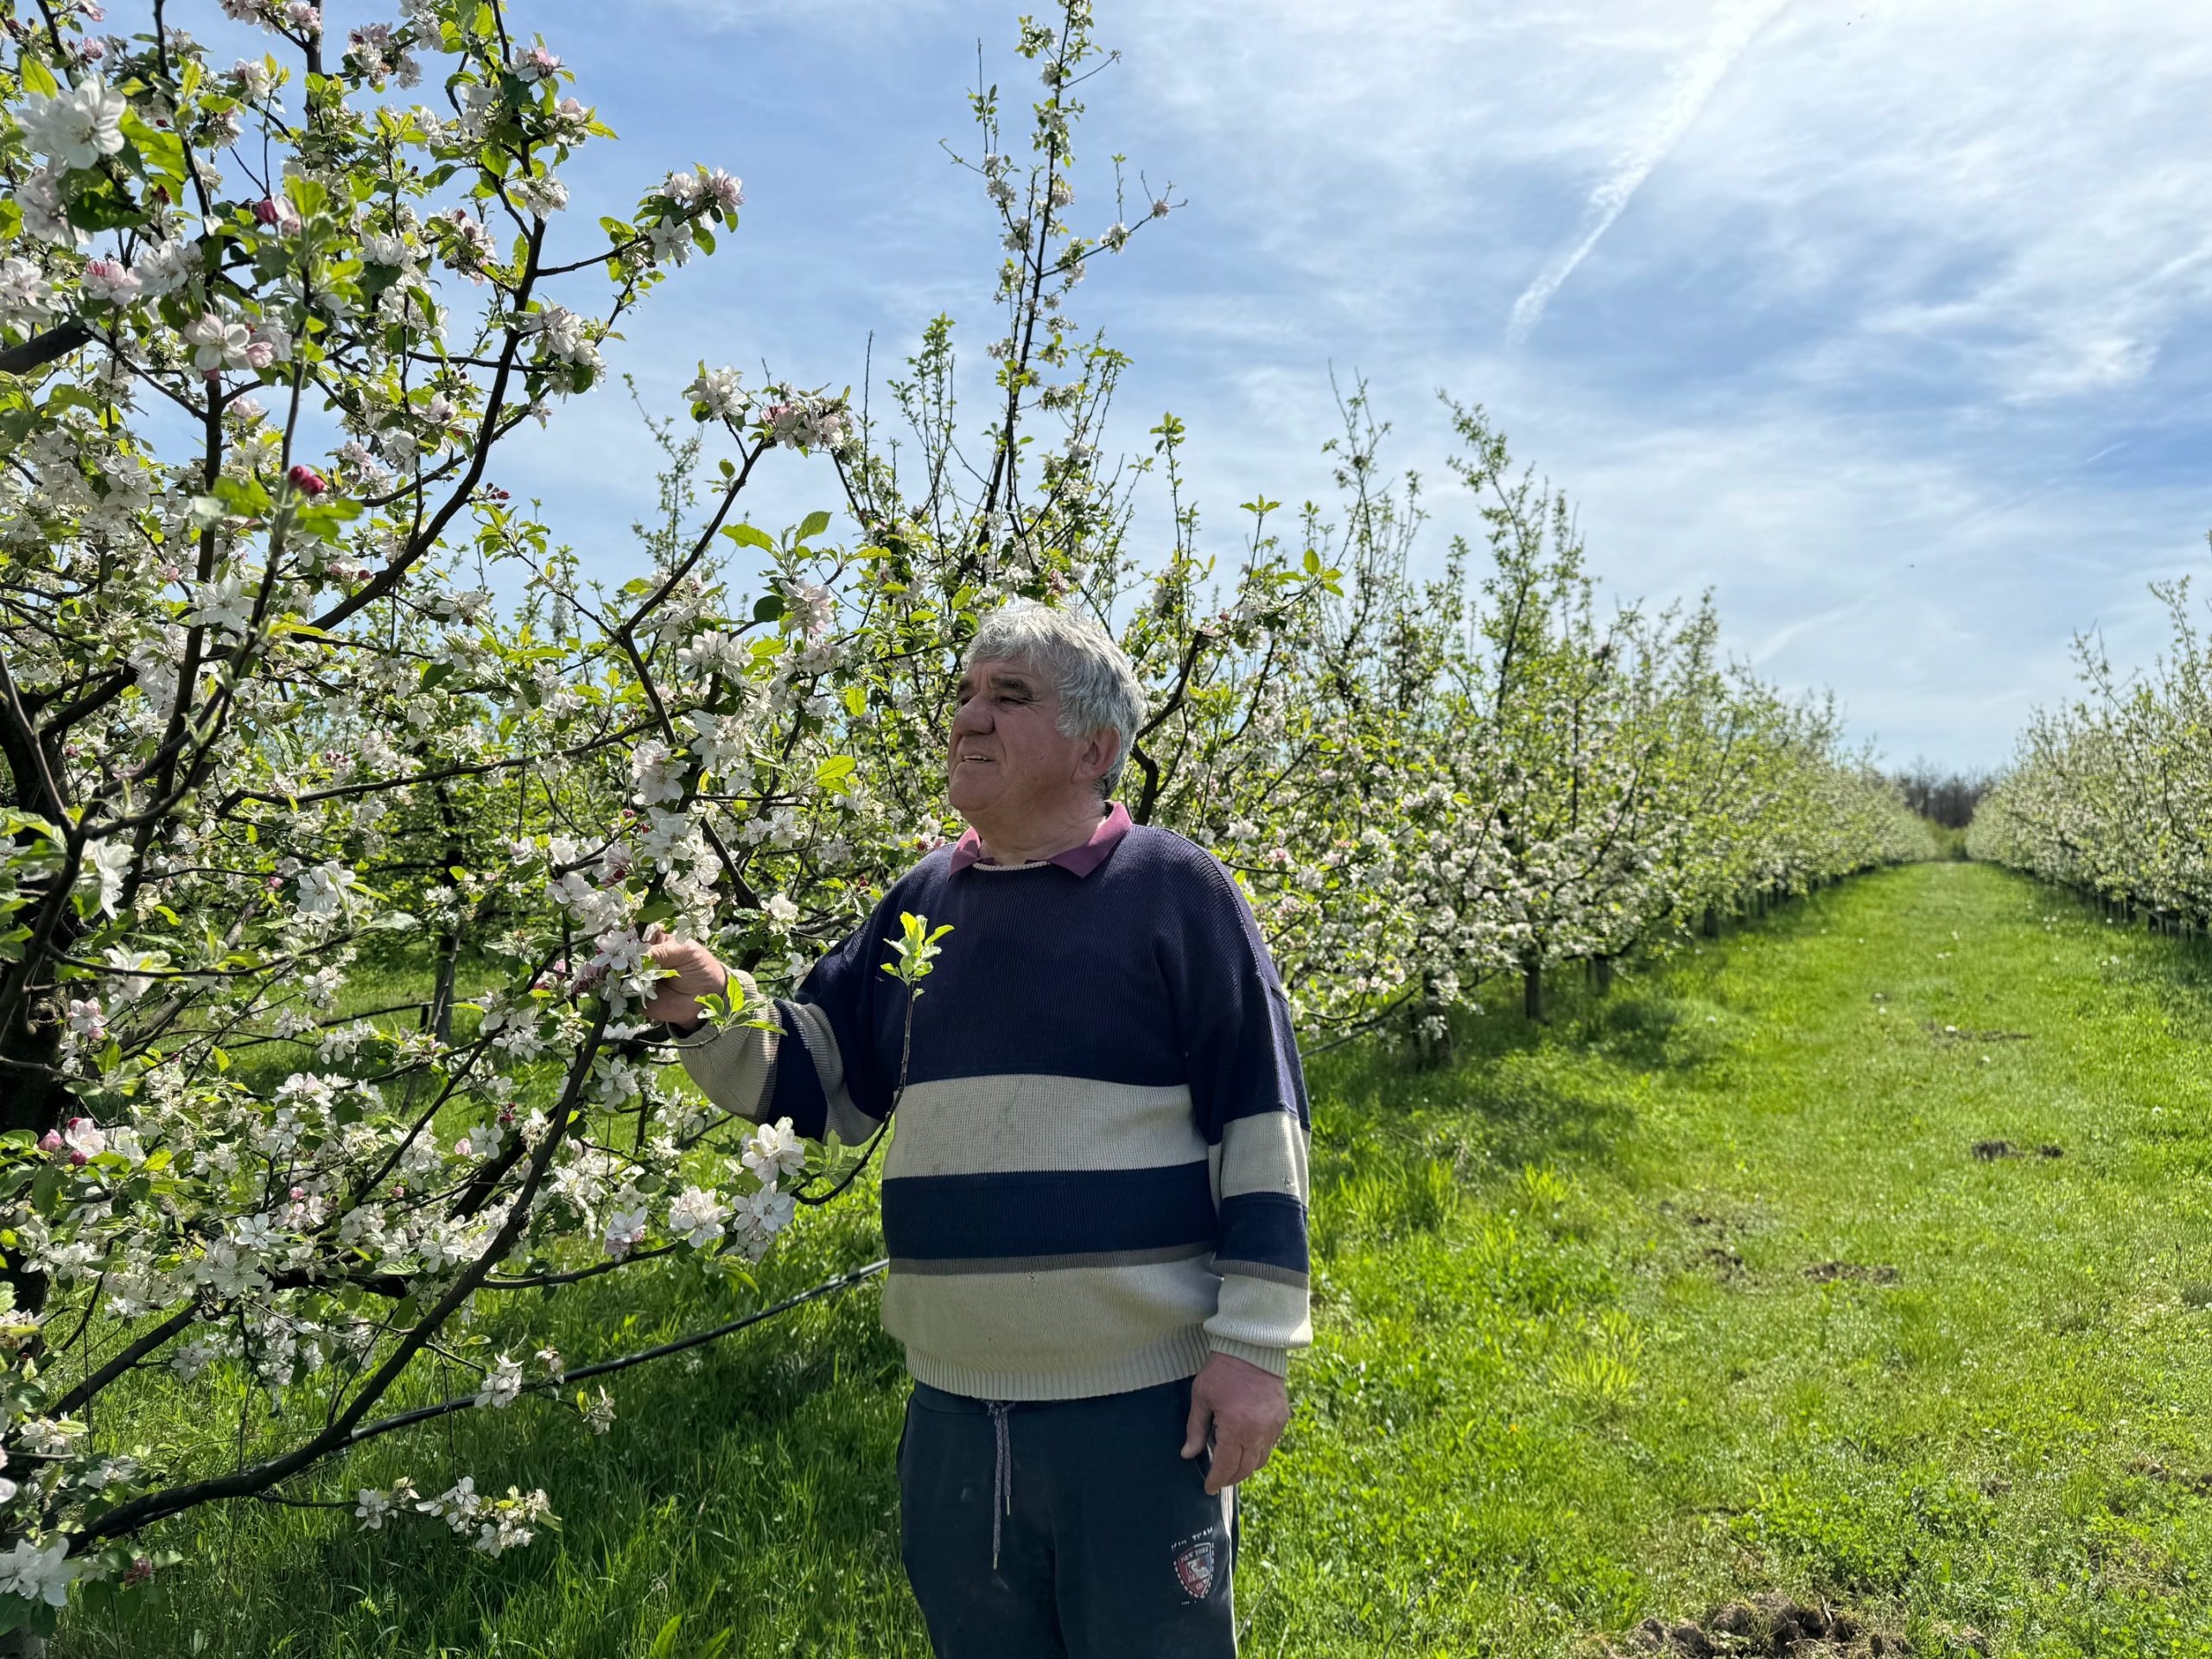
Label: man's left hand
xmin=1180 ymin=1352 xmax=1290 ymax=1495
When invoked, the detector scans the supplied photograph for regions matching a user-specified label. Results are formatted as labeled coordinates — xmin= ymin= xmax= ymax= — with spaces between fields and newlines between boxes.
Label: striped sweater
xmin=679 ymin=804 xmax=1313 ymax=1401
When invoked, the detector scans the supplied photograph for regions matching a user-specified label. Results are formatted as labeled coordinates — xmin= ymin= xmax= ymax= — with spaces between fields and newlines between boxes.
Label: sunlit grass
xmin=65 ymin=863 xmax=2212 ymax=1657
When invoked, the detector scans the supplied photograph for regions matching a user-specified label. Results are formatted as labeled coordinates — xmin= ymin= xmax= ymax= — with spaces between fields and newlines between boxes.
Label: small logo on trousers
xmin=1172 ymin=1538 xmax=1217 ymax=1599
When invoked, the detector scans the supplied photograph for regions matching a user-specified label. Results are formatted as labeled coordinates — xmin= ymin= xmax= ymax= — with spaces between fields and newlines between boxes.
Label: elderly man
xmin=645 ymin=601 xmax=1311 ymax=1658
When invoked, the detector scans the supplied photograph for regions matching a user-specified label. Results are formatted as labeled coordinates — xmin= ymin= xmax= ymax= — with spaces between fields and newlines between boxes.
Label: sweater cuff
xmin=1205 ymin=1337 xmax=1290 ymax=1379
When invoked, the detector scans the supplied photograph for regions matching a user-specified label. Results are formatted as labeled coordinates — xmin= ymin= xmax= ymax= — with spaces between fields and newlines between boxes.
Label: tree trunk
xmin=1701 ymin=906 xmax=1719 ymax=940
xmin=1411 ymin=975 xmax=1453 ymax=1069
xmin=1593 ymin=955 xmax=1615 ymax=997
xmin=1523 ymin=963 xmax=1544 ymax=1021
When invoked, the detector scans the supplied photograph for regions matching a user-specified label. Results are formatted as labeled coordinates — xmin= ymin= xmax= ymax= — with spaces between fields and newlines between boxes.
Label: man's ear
xmin=1076 ymin=728 xmax=1121 ymax=785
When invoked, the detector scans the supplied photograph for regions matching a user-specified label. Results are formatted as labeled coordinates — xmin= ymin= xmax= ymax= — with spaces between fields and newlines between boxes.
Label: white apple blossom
xmin=0 ymin=1538 xmax=78 ymax=1609
xmin=742 ymin=1117 xmax=806 ymax=1185
xmin=0 ymin=257 xmax=51 ymax=324
xmin=18 ymin=76 xmax=128 ymax=170
xmin=86 ymin=837 xmax=132 ymax=918
xmin=293 ymin=860 xmax=354 ymax=919
xmin=130 ymin=238 xmax=194 ymax=297
xmin=183 ymin=311 xmax=252 ymax=372
xmin=601 ymin=1201 xmax=650 ymax=1259
xmin=475 ymin=1352 xmax=524 ymax=1409
xmin=631 ymin=739 xmax=684 ymax=805
xmin=583 ymin=1387 xmax=617 ymax=1434
xmin=667 ymin=1185 xmax=729 ymax=1248
xmin=511 ymin=173 xmax=570 ymax=219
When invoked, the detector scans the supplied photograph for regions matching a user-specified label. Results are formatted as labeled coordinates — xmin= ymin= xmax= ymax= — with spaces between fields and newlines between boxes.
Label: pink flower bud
xmin=288 ymin=464 xmax=328 ymax=496
xmin=38 ymin=1132 xmax=61 ymax=1153
xmin=68 ymin=1151 xmax=86 ymax=1167
xmin=255 ymin=196 xmax=303 ymax=234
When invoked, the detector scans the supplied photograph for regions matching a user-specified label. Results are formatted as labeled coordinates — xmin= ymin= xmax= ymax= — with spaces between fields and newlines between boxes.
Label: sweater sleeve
xmin=678 ymin=907 xmax=899 ymax=1147
xmin=1163 ymin=854 xmax=1313 ymax=1376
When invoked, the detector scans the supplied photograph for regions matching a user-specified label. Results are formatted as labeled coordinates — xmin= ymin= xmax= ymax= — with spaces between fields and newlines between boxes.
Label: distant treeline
xmin=1890 ymin=761 xmax=1993 ymax=830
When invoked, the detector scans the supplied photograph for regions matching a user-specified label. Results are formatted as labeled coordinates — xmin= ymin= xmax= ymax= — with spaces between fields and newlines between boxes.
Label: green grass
xmin=63 ymin=862 xmax=2212 ymax=1656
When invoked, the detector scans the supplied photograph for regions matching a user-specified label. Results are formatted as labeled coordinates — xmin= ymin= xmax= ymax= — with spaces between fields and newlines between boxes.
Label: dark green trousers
xmin=899 ymin=1376 xmax=1237 ymax=1658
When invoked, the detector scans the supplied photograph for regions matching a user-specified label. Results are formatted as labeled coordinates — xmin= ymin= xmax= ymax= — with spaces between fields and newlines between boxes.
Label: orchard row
xmin=0 ymin=0 xmax=1928 ymax=1622
xmin=1971 ymin=580 xmax=2212 ymax=920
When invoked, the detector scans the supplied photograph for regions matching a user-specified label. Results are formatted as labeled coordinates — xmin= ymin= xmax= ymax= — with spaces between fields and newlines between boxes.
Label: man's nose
xmin=950 ymin=696 xmax=991 ymax=736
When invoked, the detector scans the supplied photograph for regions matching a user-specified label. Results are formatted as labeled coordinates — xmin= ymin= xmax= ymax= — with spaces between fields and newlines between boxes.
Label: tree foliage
xmin=0 ymin=0 xmax=1929 ymax=1625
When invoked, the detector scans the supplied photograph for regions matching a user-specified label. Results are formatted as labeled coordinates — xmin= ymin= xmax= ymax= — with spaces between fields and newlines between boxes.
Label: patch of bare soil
xmin=1609 ymin=1593 xmax=1946 ymax=1656
xmin=1924 ymin=1021 xmax=2031 ymax=1046
xmin=1803 ymin=1262 xmax=1900 ymax=1286
xmin=1968 ymin=1140 xmax=2064 ymax=1161
xmin=2128 ymin=1456 xmax=2212 ymax=1496
xmin=1699 ymin=1244 xmax=1748 ymax=1279
xmin=1660 ymin=1202 xmax=1752 ymax=1281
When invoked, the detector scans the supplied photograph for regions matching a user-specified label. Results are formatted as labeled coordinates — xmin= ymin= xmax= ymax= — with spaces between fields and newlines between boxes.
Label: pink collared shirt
xmin=948 ymin=801 xmax=1133 ymax=877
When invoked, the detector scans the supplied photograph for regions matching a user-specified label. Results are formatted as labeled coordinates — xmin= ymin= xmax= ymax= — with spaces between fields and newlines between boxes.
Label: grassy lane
xmin=67 ymin=863 xmax=2212 ymax=1656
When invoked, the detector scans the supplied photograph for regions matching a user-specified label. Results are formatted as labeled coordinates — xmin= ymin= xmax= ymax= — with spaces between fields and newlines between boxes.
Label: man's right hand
xmin=642 ymin=932 xmax=730 ymax=1031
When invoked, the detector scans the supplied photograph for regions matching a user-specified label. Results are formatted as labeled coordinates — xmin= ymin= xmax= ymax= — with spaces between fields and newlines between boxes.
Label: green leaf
xmin=752 ymin=594 xmax=785 ymax=626
xmin=19 ymin=56 xmax=58 ymax=98
xmin=842 ymin=683 xmax=867 ymax=718
xmin=814 ymin=755 xmax=857 ymax=793
xmin=794 ymin=510 xmax=832 ymax=544
xmin=721 ymin=522 xmax=774 ymax=552
xmin=123 ymin=111 xmax=187 ymax=187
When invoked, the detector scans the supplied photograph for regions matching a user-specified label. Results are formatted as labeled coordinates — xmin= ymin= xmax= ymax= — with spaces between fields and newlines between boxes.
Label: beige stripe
xmin=677 ymin=1020 xmax=774 ymax=1121
xmin=884 ymin=1074 xmax=1204 ymax=1178
xmin=1210 ymin=1271 xmax=1312 ymax=1351
xmin=906 ymin=1327 xmax=1212 ymax=1402
xmin=892 ymin=1243 xmax=1212 ymax=1277
xmin=1217 ymin=1109 xmax=1308 ymax=1200
xmin=1214 ymin=1257 xmax=1308 ymax=1290
xmin=881 ymin=1256 xmax=1222 ymax=1376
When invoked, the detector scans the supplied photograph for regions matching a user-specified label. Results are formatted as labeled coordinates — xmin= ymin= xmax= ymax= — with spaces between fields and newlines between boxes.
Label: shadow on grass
xmin=66 ymin=1207 xmax=925 ymax=1659
xmin=2020 ymin=876 xmax=2212 ymax=1048
xmin=1307 ymin=979 xmax=1652 ymax=1190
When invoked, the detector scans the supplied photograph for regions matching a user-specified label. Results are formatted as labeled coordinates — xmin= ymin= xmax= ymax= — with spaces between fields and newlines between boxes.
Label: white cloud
xmin=1505 ymin=0 xmax=1794 ymax=347
xmin=378 ymin=0 xmax=2212 ymax=767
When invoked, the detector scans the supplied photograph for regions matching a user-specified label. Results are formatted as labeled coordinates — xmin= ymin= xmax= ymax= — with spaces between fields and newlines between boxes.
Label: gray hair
xmin=965 ymin=601 xmax=1146 ymax=798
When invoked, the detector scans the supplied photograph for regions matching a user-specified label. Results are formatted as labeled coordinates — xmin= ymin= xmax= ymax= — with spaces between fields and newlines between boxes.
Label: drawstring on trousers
xmin=987 ymin=1401 xmax=1014 ymax=1571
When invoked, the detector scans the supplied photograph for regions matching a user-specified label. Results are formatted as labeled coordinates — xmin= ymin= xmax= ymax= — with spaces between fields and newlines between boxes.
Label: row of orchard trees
xmin=1970 ymin=578 xmax=2212 ymax=918
xmin=0 ymin=0 xmax=1929 ymax=1628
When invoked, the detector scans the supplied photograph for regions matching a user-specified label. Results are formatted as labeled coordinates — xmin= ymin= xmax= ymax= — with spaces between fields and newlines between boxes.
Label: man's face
xmin=947 ymin=656 xmax=1089 ymax=823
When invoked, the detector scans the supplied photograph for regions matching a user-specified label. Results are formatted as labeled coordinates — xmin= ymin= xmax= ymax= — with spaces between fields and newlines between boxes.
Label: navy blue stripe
xmin=881 ymin=1163 xmax=1217 ymax=1262
xmin=1215 ymin=1192 xmax=1308 ymax=1274
xmin=769 ymin=1001 xmax=829 ymax=1141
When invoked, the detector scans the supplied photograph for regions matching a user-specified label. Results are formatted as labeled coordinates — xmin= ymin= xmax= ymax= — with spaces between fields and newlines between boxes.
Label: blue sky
xmin=405 ymin=0 xmax=2212 ymax=769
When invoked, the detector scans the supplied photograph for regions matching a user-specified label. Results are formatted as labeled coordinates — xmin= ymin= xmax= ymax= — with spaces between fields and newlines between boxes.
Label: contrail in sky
xmin=1505 ymin=0 xmax=1794 ymax=348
